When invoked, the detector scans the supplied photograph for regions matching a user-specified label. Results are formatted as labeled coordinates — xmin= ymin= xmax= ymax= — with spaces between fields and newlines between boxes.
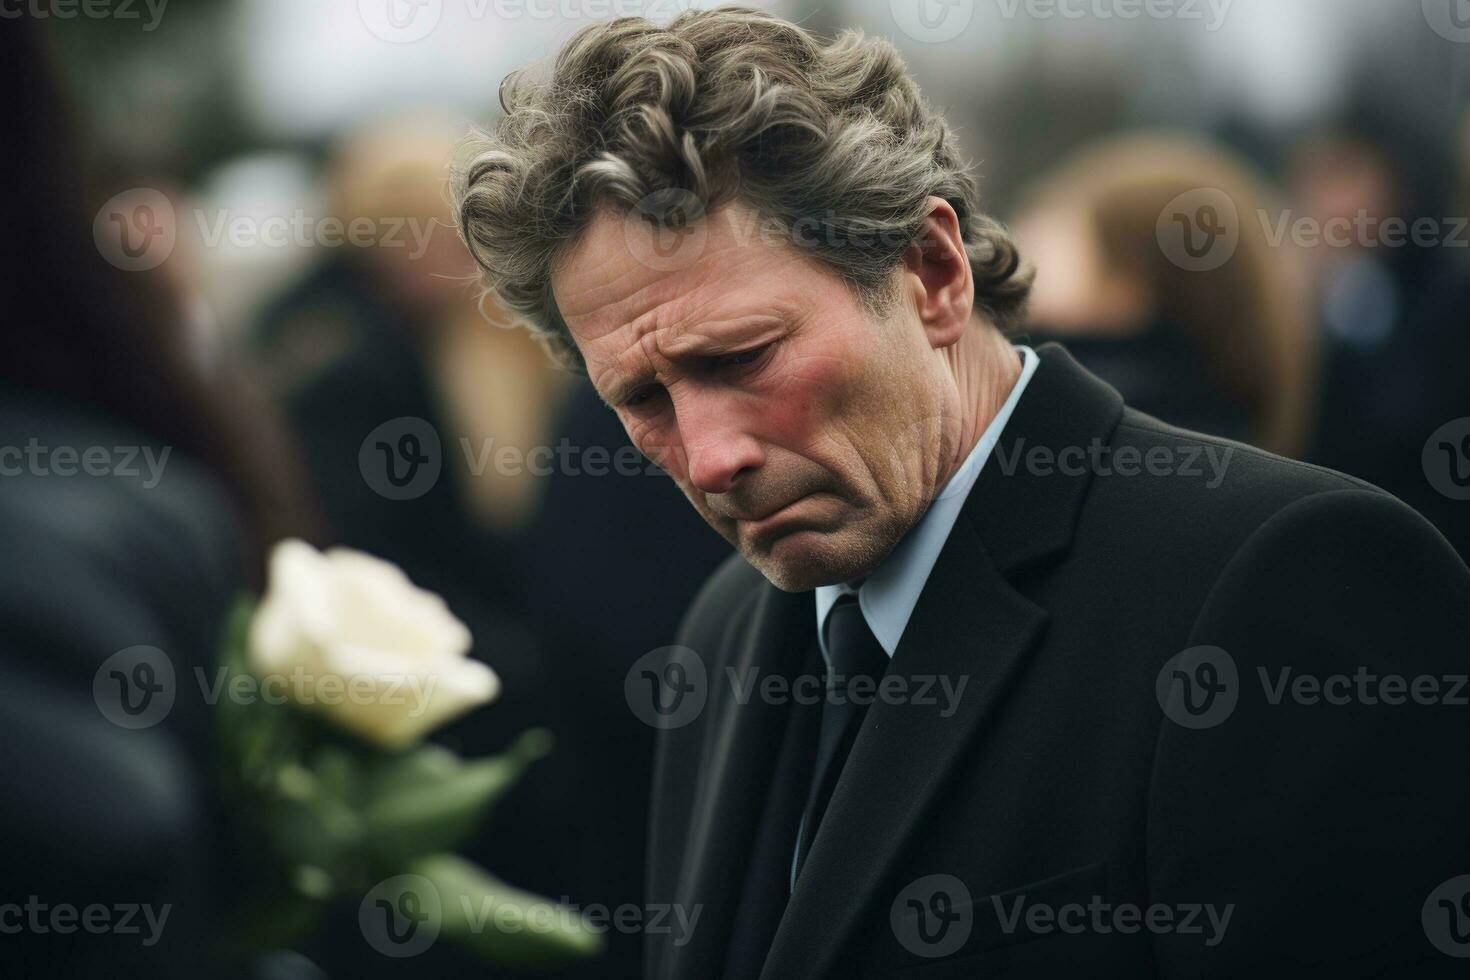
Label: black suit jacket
xmin=645 ymin=345 xmax=1470 ymax=979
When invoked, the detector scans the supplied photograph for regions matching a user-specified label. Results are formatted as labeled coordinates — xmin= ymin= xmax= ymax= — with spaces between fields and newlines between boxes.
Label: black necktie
xmin=791 ymin=594 xmax=890 ymax=888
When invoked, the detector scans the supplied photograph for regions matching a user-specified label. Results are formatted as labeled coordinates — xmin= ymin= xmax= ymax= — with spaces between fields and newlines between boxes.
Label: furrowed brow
xmin=595 ymin=313 xmax=784 ymax=407
xmin=658 ymin=314 xmax=786 ymax=359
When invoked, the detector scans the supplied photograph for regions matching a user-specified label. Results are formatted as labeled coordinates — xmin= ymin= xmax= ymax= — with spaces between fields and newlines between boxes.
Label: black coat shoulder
xmin=0 ymin=389 xmax=245 ymax=980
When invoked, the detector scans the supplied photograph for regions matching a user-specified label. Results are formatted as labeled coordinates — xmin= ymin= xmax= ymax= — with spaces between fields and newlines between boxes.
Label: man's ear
xmin=899 ymin=196 xmax=974 ymax=350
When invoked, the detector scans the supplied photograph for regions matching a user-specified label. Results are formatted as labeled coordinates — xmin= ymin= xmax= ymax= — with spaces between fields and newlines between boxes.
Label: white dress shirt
xmin=813 ymin=345 xmax=1039 ymax=660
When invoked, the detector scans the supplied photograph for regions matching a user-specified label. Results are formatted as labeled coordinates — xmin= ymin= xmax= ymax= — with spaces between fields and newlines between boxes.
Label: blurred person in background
xmin=254 ymin=113 xmax=571 ymax=555
xmin=1290 ymin=123 xmax=1470 ymax=560
xmin=251 ymin=113 xmax=568 ymax=770
xmin=0 ymin=20 xmax=314 ymax=980
xmin=1013 ymin=133 xmax=1317 ymax=458
xmin=520 ymin=378 xmax=732 ymax=979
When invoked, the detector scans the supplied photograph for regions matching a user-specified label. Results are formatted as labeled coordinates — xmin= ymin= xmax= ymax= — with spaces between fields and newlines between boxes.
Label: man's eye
xmin=624 ymin=388 xmax=655 ymax=408
xmin=719 ymin=345 xmax=769 ymax=368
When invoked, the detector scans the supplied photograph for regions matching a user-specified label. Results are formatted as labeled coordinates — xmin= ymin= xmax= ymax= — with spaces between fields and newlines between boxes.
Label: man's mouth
xmin=744 ymin=496 xmax=805 ymax=522
xmin=739 ymin=494 xmax=818 ymax=535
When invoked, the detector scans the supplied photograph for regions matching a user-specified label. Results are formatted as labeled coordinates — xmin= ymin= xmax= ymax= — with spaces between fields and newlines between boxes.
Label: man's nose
xmin=676 ymin=394 xmax=764 ymax=495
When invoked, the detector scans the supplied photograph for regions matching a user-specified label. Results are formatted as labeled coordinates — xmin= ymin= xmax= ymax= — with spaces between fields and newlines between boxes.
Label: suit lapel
xmin=657 ymin=581 xmax=816 ymax=980
xmin=759 ymin=511 xmax=1048 ymax=979
xmin=759 ymin=344 xmax=1125 ymax=979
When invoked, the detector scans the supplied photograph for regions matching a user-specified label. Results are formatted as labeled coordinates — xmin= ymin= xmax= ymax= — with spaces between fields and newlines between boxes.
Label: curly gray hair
xmin=451 ymin=6 xmax=1032 ymax=370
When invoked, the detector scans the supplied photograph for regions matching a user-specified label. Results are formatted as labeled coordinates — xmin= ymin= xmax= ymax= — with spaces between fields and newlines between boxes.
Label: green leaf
xmin=214 ymin=595 xmax=258 ymax=760
xmin=410 ymin=853 xmax=604 ymax=967
xmin=264 ymin=794 xmax=355 ymax=871
xmin=221 ymin=593 xmax=256 ymax=660
xmin=309 ymin=744 xmax=361 ymax=804
xmin=366 ymin=743 xmax=461 ymax=798
xmin=362 ymin=730 xmax=554 ymax=864
xmin=220 ymin=888 xmax=325 ymax=957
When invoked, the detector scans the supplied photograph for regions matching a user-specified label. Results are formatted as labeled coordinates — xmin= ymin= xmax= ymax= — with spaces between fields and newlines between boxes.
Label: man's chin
xmin=740 ymin=529 xmax=879 ymax=592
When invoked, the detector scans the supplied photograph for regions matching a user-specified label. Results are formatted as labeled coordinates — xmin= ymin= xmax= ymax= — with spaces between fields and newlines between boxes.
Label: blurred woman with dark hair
xmin=1013 ymin=133 xmax=1317 ymax=457
xmin=0 ymin=22 xmax=314 ymax=980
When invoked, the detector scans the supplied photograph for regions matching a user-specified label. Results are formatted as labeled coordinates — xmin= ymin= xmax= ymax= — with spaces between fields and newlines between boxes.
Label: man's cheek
xmin=759 ymin=358 xmax=842 ymax=447
xmin=625 ymin=420 xmax=683 ymax=478
xmin=680 ymin=490 xmax=737 ymax=544
xmin=644 ymin=441 xmax=688 ymax=481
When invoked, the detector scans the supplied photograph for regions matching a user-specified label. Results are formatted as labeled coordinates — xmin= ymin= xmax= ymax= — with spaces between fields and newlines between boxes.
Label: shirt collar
xmin=814 ymin=345 xmax=1040 ymax=660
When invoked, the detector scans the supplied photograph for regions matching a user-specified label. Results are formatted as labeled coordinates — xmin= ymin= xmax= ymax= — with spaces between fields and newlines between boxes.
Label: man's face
xmin=553 ymin=204 xmax=960 ymax=591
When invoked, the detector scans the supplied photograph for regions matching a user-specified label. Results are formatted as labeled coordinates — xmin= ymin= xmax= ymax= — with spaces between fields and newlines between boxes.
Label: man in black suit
xmin=452 ymin=8 xmax=1470 ymax=976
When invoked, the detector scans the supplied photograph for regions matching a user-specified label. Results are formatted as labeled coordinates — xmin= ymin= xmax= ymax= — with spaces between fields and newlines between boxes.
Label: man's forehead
xmin=552 ymin=203 xmax=779 ymax=332
xmin=550 ymin=209 xmax=659 ymax=333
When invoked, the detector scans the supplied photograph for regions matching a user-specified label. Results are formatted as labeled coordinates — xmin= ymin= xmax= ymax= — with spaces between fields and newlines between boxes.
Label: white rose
xmin=248 ymin=539 xmax=500 ymax=748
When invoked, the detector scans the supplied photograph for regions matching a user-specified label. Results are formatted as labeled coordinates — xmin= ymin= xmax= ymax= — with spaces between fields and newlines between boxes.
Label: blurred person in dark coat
xmin=0 ymin=21 xmax=313 ymax=980
xmin=521 ymin=379 xmax=731 ymax=979
xmin=1287 ymin=126 xmax=1470 ymax=561
xmin=1013 ymin=133 xmax=1318 ymax=458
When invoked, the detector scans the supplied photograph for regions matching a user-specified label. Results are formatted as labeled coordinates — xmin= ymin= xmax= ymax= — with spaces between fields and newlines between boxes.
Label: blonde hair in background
xmin=1018 ymin=133 xmax=1317 ymax=457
